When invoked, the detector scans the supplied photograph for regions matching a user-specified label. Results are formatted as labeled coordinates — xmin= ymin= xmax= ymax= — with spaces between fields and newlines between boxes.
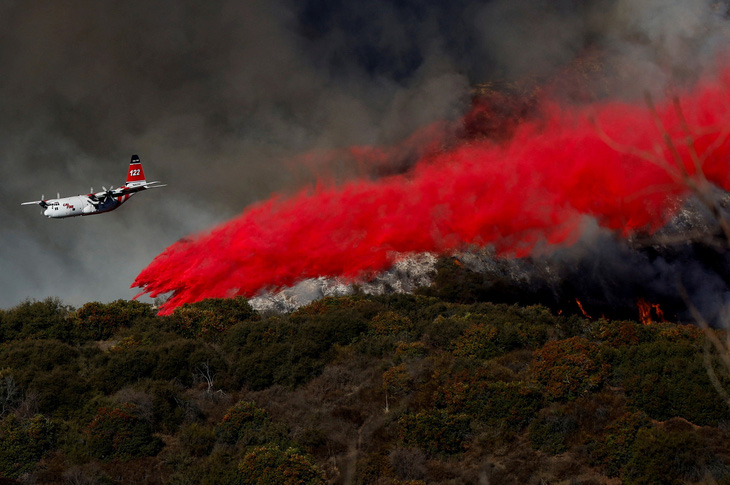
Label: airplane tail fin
xmin=126 ymin=154 xmax=147 ymax=186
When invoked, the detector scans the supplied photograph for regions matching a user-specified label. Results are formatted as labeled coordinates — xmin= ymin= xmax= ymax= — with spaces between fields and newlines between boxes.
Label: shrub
xmin=588 ymin=411 xmax=652 ymax=477
xmin=479 ymin=381 xmax=544 ymax=430
xmin=226 ymin=313 xmax=366 ymax=390
xmin=532 ymin=337 xmax=610 ymax=401
xmin=91 ymin=348 xmax=158 ymax=394
xmin=237 ymin=444 xmax=326 ymax=485
xmin=615 ymin=340 xmax=730 ymax=426
xmin=0 ymin=414 xmax=57 ymax=478
xmin=451 ymin=321 xmax=501 ymax=359
xmin=74 ymin=300 xmax=154 ymax=341
xmin=179 ymin=422 xmax=216 ymax=457
xmin=593 ymin=320 xmax=650 ymax=347
xmin=528 ymin=408 xmax=578 ymax=455
xmin=422 ymin=314 xmax=472 ymax=349
xmin=390 ymin=447 xmax=427 ymax=481
xmin=216 ymin=401 xmax=288 ymax=448
xmin=117 ymin=380 xmax=188 ymax=433
xmin=394 ymin=342 xmax=428 ymax=362
xmin=0 ymin=297 xmax=73 ymax=341
xmin=86 ymin=403 xmax=163 ymax=460
xmin=369 ymin=311 xmax=414 ymax=336
xmin=397 ymin=409 xmax=471 ymax=456
xmin=170 ymin=297 xmax=258 ymax=338
xmin=623 ymin=425 xmax=728 ymax=484
xmin=431 ymin=306 xmax=550 ymax=359
xmin=435 ymin=371 xmax=543 ymax=432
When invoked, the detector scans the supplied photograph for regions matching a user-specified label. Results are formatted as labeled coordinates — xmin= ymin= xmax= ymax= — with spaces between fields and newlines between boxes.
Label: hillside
xmin=0 ymin=272 xmax=729 ymax=484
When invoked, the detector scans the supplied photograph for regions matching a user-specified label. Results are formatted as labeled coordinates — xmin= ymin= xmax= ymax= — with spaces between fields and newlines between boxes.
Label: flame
xmin=637 ymin=298 xmax=666 ymax=325
xmin=576 ymin=298 xmax=592 ymax=319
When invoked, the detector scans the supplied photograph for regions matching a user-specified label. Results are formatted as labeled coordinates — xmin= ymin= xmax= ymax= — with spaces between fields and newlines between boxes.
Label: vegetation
xmin=0 ymin=291 xmax=729 ymax=483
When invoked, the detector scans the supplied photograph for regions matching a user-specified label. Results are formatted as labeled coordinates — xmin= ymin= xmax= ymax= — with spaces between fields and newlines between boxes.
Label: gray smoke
xmin=1 ymin=0 xmax=728 ymax=310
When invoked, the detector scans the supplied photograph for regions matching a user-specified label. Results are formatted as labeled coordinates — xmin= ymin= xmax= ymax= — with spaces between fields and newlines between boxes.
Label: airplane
xmin=22 ymin=154 xmax=166 ymax=218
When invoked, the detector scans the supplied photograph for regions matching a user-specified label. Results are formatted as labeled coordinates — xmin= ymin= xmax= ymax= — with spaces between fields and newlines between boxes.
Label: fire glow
xmin=135 ymin=68 xmax=730 ymax=315
xmin=637 ymin=298 xmax=667 ymax=325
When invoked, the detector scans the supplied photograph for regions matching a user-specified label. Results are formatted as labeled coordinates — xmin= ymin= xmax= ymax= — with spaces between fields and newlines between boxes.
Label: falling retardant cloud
xmin=134 ymin=66 xmax=730 ymax=314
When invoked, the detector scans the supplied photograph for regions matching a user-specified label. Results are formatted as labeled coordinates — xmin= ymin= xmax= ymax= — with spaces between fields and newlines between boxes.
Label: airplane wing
xmin=21 ymin=199 xmax=48 ymax=208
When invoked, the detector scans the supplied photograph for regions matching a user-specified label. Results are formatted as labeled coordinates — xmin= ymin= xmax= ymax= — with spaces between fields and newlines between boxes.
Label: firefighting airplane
xmin=22 ymin=155 xmax=166 ymax=218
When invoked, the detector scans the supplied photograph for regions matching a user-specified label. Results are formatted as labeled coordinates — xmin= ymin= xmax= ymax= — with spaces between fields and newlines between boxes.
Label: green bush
xmin=91 ymin=347 xmax=158 ymax=394
xmin=588 ymin=411 xmax=651 ymax=477
xmin=615 ymin=340 xmax=730 ymax=426
xmin=128 ymin=379 xmax=188 ymax=433
xmin=216 ymin=401 xmax=289 ymax=448
xmin=397 ymin=409 xmax=471 ymax=456
xmin=170 ymin=297 xmax=259 ymax=339
xmin=528 ymin=408 xmax=578 ymax=454
xmin=0 ymin=297 xmax=73 ymax=342
xmin=225 ymin=312 xmax=366 ymax=390
xmin=0 ymin=340 xmax=89 ymax=418
xmin=479 ymin=381 xmax=544 ymax=430
xmin=532 ymin=336 xmax=610 ymax=401
xmin=0 ymin=414 xmax=57 ymax=478
xmin=179 ymin=422 xmax=216 ymax=457
xmin=450 ymin=317 xmax=542 ymax=359
xmin=74 ymin=300 xmax=154 ymax=341
xmin=591 ymin=320 xmax=651 ymax=348
xmin=623 ymin=425 xmax=728 ymax=484
xmin=393 ymin=342 xmax=428 ymax=363
xmin=86 ymin=403 xmax=163 ymax=460
xmin=237 ymin=444 xmax=326 ymax=485
xmin=426 ymin=304 xmax=551 ymax=357
xmin=435 ymin=371 xmax=543 ymax=432
xmin=369 ymin=311 xmax=414 ymax=336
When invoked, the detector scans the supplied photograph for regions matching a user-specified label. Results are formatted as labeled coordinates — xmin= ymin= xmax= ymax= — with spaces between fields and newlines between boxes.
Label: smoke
xmin=2 ymin=0 xmax=729 ymax=310
xmin=134 ymin=67 xmax=730 ymax=314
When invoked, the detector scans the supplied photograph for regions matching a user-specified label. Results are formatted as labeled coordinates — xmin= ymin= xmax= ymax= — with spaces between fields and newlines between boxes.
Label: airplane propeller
xmin=90 ymin=186 xmax=116 ymax=205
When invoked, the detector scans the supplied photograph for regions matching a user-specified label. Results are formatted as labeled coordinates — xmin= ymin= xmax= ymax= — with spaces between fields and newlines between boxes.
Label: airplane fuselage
xmin=42 ymin=193 xmax=132 ymax=218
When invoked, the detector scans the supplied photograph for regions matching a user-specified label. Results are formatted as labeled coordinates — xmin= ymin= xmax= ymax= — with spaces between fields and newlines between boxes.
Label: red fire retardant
xmin=134 ymin=67 xmax=730 ymax=315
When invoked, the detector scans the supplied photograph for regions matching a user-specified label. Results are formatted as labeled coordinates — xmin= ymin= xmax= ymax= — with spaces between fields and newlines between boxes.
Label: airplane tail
xmin=126 ymin=154 xmax=147 ymax=186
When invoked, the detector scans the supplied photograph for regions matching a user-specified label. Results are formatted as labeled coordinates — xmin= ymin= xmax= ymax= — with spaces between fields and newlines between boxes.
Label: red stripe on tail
xmin=126 ymin=154 xmax=146 ymax=184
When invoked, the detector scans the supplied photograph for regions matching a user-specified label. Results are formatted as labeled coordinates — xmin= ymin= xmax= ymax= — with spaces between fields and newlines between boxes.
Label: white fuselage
xmin=43 ymin=194 xmax=130 ymax=218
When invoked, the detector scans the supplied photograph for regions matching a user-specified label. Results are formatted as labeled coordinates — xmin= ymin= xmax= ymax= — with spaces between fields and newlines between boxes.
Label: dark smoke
xmin=2 ymin=0 xmax=729 ymax=312
xmin=450 ymin=201 xmax=730 ymax=326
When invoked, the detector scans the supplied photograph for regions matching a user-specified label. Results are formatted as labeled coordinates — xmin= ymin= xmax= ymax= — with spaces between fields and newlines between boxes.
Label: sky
xmin=1 ymin=0 xmax=728 ymax=310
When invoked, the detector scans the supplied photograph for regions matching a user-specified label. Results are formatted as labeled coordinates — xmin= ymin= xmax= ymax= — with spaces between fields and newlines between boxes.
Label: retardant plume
xmin=134 ymin=67 xmax=730 ymax=315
